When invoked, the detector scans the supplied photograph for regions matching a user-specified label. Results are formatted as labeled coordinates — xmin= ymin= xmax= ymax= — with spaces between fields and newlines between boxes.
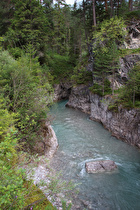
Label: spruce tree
xmin=6 ymin=0 xmax=48 ymax=60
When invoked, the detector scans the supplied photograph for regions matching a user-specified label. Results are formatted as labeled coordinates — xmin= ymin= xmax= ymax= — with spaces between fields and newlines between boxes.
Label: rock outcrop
xmin=66 ymin=85 xmax=140 ymax=147
xmin=34 ymin=124 xmax=58 ymax=158
xmin=85 ymin=160 xmax=117 ymax=173
xmin=53 ymin=83 xmax=72 ymax=101
xmin=90 ymin=94 xmax=140 ymax=146
xmin=126 ymin=20 xmax=140 ymax=49
xmin=66 ymin=85 xmax=91 ymax=114
xmin=118 ymin=54 xmax=140 ymax=83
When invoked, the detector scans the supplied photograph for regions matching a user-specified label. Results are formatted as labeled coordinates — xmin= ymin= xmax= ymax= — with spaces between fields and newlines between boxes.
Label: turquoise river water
xmin=50 ymin=100 xmax=140 ymax=210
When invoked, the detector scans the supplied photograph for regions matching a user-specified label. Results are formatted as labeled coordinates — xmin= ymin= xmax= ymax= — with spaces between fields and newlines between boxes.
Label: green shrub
xmin=89 ymin=79 xmax=111 ymax=96
xmin=89 ymin=83 xmax=103 ymax=96
xmin=0 ymin=51 xmax=53 ymax=149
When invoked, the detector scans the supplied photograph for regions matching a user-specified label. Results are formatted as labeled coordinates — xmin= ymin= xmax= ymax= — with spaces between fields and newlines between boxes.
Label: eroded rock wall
xmin=66 ymin=85 xmax=140 ymax=147
xmin=66 ymin=85 xmax=91 ymax=114
xmin=90 ymin=93 xmax=140 ymax=147
xmin=53 ymin=83 xmax=72 ymax=101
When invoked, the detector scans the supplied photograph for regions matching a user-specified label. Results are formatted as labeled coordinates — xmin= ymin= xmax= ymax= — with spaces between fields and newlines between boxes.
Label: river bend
xmin=50 ymin=100 xmax=140 ymax=210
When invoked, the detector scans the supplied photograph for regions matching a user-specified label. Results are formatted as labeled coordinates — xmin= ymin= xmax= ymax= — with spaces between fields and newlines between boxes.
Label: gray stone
xmin=44 ymin=124 xmax=58 ymax=158
xmin=90 ymin=93 xmax=140 ymax=146
xmin=34 ymin=124 xmax=58 ymax=158
xmin=66 ymin=85 xmax=91 ymax=114
xmin=66 ymin=85 xmax=140 ymax=146
xmin=85 ymin=160 xmax=117 ymax=173
xmin=53 ymin=83 xmax=72 ymax=101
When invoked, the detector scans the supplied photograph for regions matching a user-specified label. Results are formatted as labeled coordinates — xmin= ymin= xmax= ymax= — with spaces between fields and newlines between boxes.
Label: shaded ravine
xmin=50 ymin=100 xmax=140 ymax=210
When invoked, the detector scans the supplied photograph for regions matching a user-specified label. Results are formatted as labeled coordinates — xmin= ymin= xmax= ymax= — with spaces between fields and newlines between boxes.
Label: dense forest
xmin=0 ymin=0 xmax=140 ymax=209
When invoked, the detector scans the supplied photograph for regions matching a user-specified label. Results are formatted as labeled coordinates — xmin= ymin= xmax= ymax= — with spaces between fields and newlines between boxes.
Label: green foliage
xmin=124 ymin=10 xmax=140 ymax=20
xmin=123 ymin=62 xmax=140 ymax=107
xmin=89 ymin=83 xmax=102 ymax=96
xmin=0 ymin=50 xmax=53 ymax=148
xmin=93 ymin=17 xmax=126 ymax=46
xmin=0 ymin=0 xmax=14 ymax=36
xmin=117 ymin=0 xmax=129 ymax=17
xmin=0 ymin=131 xmax=54 ymax=209
xmin=71 ymin=62 xmax=92 ymax=85
xmin=89 ymin=79 xmax=111 ymax=96
xmin=62 ymin=200 xmax=72 ymax=210
xmin=6 ymin=0 xmax=48 ymax=62
xmin=119 ymin=48 xmax=140 ymax=57
xmin=52 ymin=2 xmax=71 ymax=55
xmin=0 ymin=131 xmax=26 ymax=209
xmin=46 ymin=53 xmax=74 ymax=83
xmin=93 ymin=41 xmax=119 ymax=95
xmin=0 ymin=98 xmax=16 ymax=138
xmin=108 ymin=62 xmax=140 ymax=110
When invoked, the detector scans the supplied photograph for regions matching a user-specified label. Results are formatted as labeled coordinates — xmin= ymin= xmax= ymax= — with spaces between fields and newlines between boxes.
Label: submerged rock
xmin=85 ymin=160 xmax=117 ymax=173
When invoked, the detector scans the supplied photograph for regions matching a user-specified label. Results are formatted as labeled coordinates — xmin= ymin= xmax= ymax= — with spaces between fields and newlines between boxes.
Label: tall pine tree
xmin=6 ymin=0 xmax=48 ymax=61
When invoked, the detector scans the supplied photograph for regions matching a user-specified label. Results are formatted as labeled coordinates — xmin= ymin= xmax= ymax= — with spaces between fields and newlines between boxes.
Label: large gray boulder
xmin=85 ymin=160 xmax=117 ymax=173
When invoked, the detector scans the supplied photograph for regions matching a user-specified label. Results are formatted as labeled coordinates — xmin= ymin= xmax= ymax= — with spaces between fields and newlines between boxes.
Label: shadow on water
xmin=50 ymin=100 xmax=140 ymax=210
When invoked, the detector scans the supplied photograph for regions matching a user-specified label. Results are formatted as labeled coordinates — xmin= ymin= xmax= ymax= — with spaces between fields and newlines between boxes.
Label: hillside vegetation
xmin=0 ymin=0 xmax=140 ymax=209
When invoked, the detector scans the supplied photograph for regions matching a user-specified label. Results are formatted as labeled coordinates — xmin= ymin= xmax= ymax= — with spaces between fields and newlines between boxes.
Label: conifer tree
xmin=6 ymin=0 xmax=48 ymax=59
xmin=125 ymin=62 xmax=140 ymax=107
xmin=94 ymin=47 xmax=111 ymax=95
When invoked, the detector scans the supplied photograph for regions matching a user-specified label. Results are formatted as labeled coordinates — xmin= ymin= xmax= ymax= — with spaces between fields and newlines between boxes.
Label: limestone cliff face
xmin=90 ymin=94 xmax=140 ymax=147
xmin=66 ymin=85 xmax=140 ymax=147
xmin=66 ymin=85 xmax=91 ymax=114
xmin=118 ymin=54 xmax=140 ymax=83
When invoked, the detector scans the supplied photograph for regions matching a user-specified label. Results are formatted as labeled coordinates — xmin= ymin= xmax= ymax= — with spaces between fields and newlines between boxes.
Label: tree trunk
xmin=105 ymin=0 xmax=108 ymax=11
xmin=83 ymin=0 xmax=90 ymax=50
xmin=133 ymin=89 xmax=135 ymax=107
xmin=129 ymin=0 xmax=133 ymax=11
xmin=92 ymin=0 xmax=96 ymax=27
xmin=110 ymin=0 xmax=114 ymax=17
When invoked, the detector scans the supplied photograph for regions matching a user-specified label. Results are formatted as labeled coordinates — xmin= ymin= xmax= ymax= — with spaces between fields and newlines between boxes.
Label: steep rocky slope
xmin=66 ymin=85 xmax=140 ymax=147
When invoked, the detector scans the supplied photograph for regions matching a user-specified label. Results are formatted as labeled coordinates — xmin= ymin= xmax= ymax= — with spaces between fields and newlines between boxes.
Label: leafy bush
xmin=0 ymin=131 xmax=26 ymax=209
xmin=0 ymin=50 xmax=53 ymax=149
xmin=0 ymin=131 xmax=55 ymax=210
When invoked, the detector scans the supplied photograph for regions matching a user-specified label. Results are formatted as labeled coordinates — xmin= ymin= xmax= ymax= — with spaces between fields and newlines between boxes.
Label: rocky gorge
xmin=54 ymin=53 xmax=140 ymax=148
xmin=66 ymin=85 xmax=140 ymax=148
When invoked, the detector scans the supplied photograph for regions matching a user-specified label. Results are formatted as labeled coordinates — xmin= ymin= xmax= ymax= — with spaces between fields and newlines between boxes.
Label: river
xmin=50 ymin=100 xmax=140 ymax=210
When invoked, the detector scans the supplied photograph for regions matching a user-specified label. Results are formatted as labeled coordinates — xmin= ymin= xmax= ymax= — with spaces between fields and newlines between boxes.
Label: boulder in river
xmin=85 ymin=160 xmax=117 ymax=173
